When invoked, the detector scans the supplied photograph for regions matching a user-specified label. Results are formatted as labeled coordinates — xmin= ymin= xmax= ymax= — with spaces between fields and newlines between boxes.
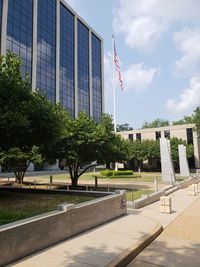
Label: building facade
xmin=0 ymin=0 xmax=104 ymax=121
xmin=119 ymin=124 xmax=200 ymax=169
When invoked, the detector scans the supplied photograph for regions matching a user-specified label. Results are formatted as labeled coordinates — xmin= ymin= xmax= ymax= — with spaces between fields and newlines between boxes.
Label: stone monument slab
xmin=160 ymin=138 xmax=175 ymax=183
xmin=178 ymin=144 xmax=190 ymax=177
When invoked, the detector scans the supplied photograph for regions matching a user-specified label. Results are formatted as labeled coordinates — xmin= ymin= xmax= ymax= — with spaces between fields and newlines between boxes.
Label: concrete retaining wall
xmin=133 ymin=177 xmax=199 ymax=209
xmin=133 ymin=190 xmax=165 ymax=209
xmin=0 ymin=191 xmax=127 ymax=266
xmin=178 ymin=176 xmax=198 ymax=189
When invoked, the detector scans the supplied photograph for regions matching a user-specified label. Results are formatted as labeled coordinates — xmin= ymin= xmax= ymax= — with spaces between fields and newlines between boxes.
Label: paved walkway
xmin=128 ymin=196 xmax=200 ymax=267
xmin=9 ymin=215 xmax=160 ymax=267
xmin=8 ymin=187 xmax=199 ymax=267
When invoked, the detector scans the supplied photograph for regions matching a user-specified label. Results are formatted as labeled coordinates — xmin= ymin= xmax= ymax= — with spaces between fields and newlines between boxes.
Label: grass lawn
xmin=126 ymin=189 xmax=153 ymax=201
xmin=0 ymin=191 xmax=94 ymax=226
xmin=32 ymin=172 xmax=162 ymax=183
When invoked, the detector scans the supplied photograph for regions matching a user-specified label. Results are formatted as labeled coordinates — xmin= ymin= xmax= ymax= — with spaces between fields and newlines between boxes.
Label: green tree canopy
xmin=142 ymin=119 xmax=170 ymax=129
xmin=129 ymin=140 xmax=160 ymax=171
xmin=194 ymin=106 xmax=200 ymax=136
xmin=170 ymin=137 xmax=194 ymax=162
xmin=58 ymin=113 xmax=130 ymax=187
xmin=172 ymin=115 xmax=195 ymax=126
xmin=0 ymin=52 xmax=67 ymax=183
xmin=116 ymin=123 xmax=133 ymax=132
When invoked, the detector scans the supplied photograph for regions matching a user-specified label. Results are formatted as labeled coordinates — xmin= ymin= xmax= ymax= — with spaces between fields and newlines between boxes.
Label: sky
xmin=65 ymin=0 xmax=200 ymax=129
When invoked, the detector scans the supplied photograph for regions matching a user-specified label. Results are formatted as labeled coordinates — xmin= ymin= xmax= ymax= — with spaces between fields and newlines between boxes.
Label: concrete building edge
xmin=106 ymin=221 xmax=163 ymax=267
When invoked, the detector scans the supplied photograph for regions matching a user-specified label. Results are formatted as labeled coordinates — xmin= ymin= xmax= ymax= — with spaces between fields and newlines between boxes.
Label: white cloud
xmin=123 ymin=63 xmax=157 ymax=91
xmin=104 ymin=52 xmax=157 ymax=92
xmin=114 ymin=0 xmax=200 ymax=50
xmin=166 ymin=76 xmax=200 ymax=112
xmin=174 ymin=27 xmax=200 ymax=71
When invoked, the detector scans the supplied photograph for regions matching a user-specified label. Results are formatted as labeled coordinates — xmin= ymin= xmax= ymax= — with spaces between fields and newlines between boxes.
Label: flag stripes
xmin=114 ymin=41 xmax=123 ymax=91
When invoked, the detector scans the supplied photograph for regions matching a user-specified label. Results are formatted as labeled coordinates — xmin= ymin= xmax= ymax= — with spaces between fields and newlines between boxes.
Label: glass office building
xmin=0 ymin=0 xmax=104 ymax=121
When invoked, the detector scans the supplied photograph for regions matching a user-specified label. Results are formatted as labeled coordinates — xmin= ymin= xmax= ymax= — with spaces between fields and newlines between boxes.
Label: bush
xmin=100 ymin=169 xmax=113 ymax=177
xmin=101 ymin=169 xmax=133 ymax=177
xmin=113 ymin=170 xmax=133 ymax=176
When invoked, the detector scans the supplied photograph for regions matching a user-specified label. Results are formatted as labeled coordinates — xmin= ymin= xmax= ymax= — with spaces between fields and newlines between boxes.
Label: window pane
xmin=36 ymin=0 xmax=56 ymax=103
xmin=60 ymin=4 xmax=75 ymax=117
xmin=77 ymin=20 xmax=89 ymax=115
xmin=92 ymin=34 xmax=102 ymax=122
xmin=6 ymin=0 xmax=33 ymax=78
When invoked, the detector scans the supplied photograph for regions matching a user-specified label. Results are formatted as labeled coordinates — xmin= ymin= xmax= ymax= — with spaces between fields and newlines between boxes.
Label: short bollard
xmin=160 ymin=196 xmax=172 ymax=214
xmin=189 ymin=184 xmax=197 ymax=196
xmin=34 ymin=179 xmax=36 ymax=189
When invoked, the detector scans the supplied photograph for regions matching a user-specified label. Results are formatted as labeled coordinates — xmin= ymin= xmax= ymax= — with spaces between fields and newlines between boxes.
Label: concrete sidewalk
xmin=128 ymin=196 xmax=200 ymax=267
xmin=8 ymin=215 xmax=161 ymax=267
xmin=8 ymin=187 xmax=199 ymax=267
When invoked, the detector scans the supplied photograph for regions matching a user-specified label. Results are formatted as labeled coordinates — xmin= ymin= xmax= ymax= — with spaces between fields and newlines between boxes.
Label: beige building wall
xmin=118 ymin=124 xmax=200 ymax=169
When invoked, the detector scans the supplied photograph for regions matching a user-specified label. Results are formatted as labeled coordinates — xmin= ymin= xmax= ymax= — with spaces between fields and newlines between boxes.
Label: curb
xmin=106 ymin=220 xmax=163 ymax=267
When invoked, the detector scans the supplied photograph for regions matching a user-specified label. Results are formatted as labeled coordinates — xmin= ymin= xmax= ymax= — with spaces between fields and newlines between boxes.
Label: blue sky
xmin=65 ymin=0 xmax=200 ymax=129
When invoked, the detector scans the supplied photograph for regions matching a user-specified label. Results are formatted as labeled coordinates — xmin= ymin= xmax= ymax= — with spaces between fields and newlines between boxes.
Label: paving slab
xmin=8 ymin=215 xmax=161 ymax=267
xmin=129 ymin=187 xmax=199 ymax=227
xmin=128 ymin=197 xmax=200 ymax=267
xmin=7 ymin=187 xmax=200 ymax=267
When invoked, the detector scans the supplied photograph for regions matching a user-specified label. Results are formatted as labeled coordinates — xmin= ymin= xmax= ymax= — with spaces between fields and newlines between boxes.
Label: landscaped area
xmin=0 ymin=190 xmax=95 ymax=226
xmin=30 ymin=171 xmax=162 ymax=183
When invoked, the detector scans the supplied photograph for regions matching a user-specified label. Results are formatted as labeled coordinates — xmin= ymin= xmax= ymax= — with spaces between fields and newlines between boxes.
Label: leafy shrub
xmin=101 ymin=169 xmax=133 ymax=177
xmin=113 ymin=170 xmax=133 ymax=176
xmin=100 ymin=169 xmax=113 ymax=177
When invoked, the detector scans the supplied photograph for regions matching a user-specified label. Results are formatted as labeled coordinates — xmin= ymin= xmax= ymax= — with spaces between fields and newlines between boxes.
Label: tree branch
xmin=77 ymin=163 xmax=99 ymax=179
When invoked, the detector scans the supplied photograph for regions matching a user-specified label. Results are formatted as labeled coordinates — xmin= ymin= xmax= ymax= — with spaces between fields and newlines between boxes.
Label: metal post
xmin=154 ymin=178 xmax=158 ymax=192
xmin=95 ymin=176 xmax=98 ymax=188
xmin=50 ymin=175 xmax=53 ymax=186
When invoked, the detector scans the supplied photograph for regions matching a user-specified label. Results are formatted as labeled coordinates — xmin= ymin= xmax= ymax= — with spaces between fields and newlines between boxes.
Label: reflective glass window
xmin=37 ymin=0 xmax=56 ymax=103
xmin=60 ymin=4 xmax=75 ymax=117
xmin=92 ymin=34 xmax=102 ymax=122
xmin=77 ymin=20 xmax=89 ymax=114
xmin=7 ymin=0 xmax=33 ymax=78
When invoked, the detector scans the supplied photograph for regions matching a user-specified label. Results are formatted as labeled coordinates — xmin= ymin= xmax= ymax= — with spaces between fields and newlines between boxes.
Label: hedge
xmin=101 ymin=169 xmax=133 ymax=177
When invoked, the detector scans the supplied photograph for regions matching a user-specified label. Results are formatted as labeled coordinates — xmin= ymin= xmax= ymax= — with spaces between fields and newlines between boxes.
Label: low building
xmin=118 ymin=124 xmax=200 ymax=169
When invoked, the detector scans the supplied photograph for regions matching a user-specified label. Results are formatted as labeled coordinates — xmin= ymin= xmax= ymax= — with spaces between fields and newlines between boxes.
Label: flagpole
xmin=112 ymin=35 xmax=118 ymax=171
xmin=112 ymin=34 xmax=117 ymax=133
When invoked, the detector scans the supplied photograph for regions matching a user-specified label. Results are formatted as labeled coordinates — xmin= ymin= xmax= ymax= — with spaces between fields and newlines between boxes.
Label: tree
xmin=0 ymin=52 xmax=67 ymax=183
xmin=194 ymin=106 xmax=200 ymax=136
xmin=129 ymin=141 xmax=147 ymax=172
xmin=145 ymin=140 xmax=160 ymax=169
xmin=129 ymin=140 xmax=160 ymax=172
xmin=116 ymin=123 xmax=133 ymax=132
xmin=170 ymin=137 xmax=194 ymax=168
xmin=0 ymin=147 xmax=42 ymax=182
xmin=59 ymin=113 xmax=130 ymax=187
xmin=142 ymin=119 xmax=170 ymax=129
xmin=172 ymin=115 xmax=195 ymax=125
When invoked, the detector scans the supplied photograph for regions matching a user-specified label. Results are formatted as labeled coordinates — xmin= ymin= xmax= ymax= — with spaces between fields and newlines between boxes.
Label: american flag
xmin=113 ymin=39 xmax=123 ymax=91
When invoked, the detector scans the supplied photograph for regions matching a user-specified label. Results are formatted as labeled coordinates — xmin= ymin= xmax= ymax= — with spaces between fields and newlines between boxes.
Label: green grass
xmin=0 ymin=191 xmax=94 ymax=226
xmin=31 ymin=171 xmax=162 ymax=183
xmin=126 ymin=189 xmax=153 ymax=201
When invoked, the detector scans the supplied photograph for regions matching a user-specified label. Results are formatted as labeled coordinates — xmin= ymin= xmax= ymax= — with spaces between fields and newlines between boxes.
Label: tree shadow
xmin=129 ymin=237 xmax=200 ymax=267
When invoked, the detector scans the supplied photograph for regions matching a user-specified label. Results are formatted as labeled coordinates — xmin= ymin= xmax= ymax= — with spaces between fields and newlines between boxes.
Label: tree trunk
xmin=71 ymin=176 xmax=78 ymax=187
xmin=68 ymin=163 xmax=98 ymax=188
xmin=14 ymin=162 xmax=29 ymax=184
